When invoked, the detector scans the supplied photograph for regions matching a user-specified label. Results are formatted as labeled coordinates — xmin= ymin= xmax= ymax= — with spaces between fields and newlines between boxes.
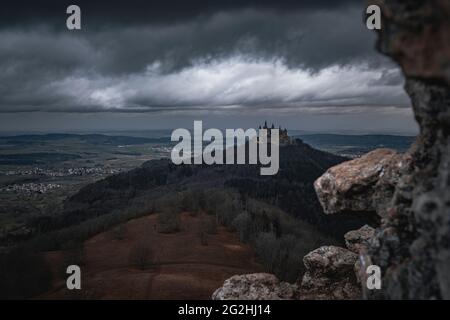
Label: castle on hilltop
xmin=258 ymin=121 xmax=291 ymax=144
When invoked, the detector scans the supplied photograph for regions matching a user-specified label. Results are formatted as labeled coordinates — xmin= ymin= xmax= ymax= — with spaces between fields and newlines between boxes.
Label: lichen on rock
xmin=344 ymin=225 xmax=376 ymax=254
xmin=299 ymin=246 xmax=361 ymax=300
xmin=314 ymin=148 xmax=411 ymax=217
xmin=211 ymin=273 xmax=299 ymax=300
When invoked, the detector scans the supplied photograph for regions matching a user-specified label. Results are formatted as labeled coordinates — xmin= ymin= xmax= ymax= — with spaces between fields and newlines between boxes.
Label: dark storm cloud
xmin=1 ymin=0 xmax=377 ymax=73
xmin=1 ymin=0 xmax=361 ymax=27
xmin=0 ymin=0 xmax=409 ymax=114
xmin=83 ymin=7 xmax=385 ymax=75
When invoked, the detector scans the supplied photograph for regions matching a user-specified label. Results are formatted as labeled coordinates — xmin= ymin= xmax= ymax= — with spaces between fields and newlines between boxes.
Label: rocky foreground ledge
xmin=314 ymin=149 xmax=411 ymax=217
xmin=212 ymin=273 xmax=298 ymax=300
xmin=212 ymin=145 xmax=414 ymax=299
xmin=213 ymin=148 xmax=396 ymax=300
xmin=213 ymin=225 xmax=377 ymax=300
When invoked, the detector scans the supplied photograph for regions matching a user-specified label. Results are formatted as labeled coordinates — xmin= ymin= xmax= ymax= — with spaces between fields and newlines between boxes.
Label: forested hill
xmin=51 ymin=139 xmax=370 ymax=239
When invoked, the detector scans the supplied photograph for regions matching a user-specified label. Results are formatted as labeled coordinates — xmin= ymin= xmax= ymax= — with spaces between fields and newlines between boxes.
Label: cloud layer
xmin=0 ymin=1 xmax=410 ymax=118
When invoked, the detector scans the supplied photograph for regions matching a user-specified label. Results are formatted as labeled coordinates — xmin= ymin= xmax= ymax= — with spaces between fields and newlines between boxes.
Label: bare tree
xmin=129 ymin=240 xmax=153 ymax=270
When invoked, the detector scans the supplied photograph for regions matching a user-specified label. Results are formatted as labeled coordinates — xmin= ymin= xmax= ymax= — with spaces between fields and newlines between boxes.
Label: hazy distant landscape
xmin=0 ymin=133 xmax=171 ymax=245
xmin=297 ymin=133 xmax=415 ymax=157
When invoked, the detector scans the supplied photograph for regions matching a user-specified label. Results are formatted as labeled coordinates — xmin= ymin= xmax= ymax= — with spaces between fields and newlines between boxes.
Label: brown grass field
xmin=39 ymin=212 xmax=263 ymax=299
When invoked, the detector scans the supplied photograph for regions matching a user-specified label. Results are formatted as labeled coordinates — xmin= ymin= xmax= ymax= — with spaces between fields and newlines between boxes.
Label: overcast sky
xmin=0 ymin=0 xmax=417 ymax=134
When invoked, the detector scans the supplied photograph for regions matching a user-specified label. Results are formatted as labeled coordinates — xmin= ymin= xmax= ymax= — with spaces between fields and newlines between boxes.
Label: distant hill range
xmin=297 ymin=134 xmax=415 ymax=157
xmin=0 ymin=133 xmax=169 ymax=146
xmin=0 ymin=132 xmax=415 ymax=155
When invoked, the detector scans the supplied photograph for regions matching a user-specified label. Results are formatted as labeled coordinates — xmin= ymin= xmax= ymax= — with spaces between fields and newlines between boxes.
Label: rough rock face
xmin=373 ymin=0 xmax=450 ymax=84
xmin=368 ymin=0 xmax=450 ymax=300
xmin=212 ymin=273 xmax=298 ymax=300
xmin=314 ymin=149 xmax=411 ymax=217
xmin=344 ymin=225 xmax=376 ymax=254
xmin=313 ymin=0 xmax=450 ymax=299
xmin=299 ymin=246 xmax=361 ymax=300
